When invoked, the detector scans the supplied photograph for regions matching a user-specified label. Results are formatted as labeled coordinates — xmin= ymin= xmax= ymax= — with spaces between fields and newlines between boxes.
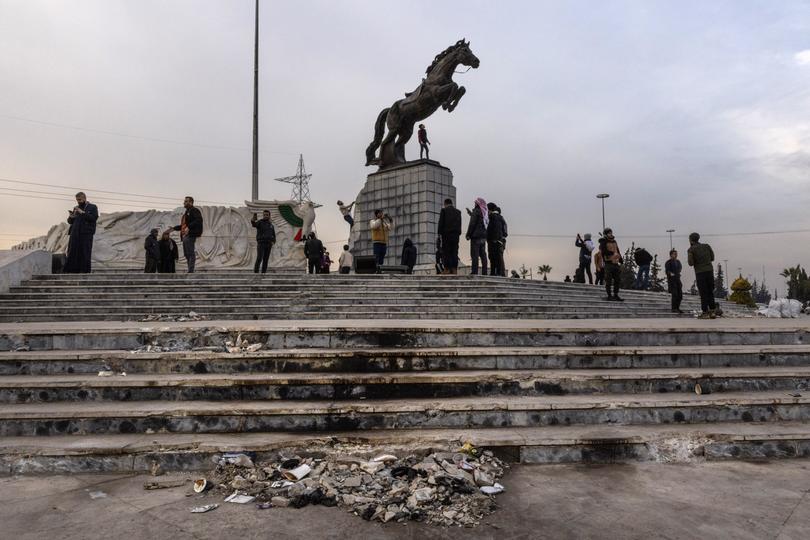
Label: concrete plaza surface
xmin=2 ymin=461 xmax=807 ymax=540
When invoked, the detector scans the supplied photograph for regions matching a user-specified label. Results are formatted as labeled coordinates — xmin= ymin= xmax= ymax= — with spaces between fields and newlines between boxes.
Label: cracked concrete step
xmin=0 ymin=312 xmax=690 ymax=323
xmin=1 ymin=367 xmax=808 ymax=403
xmin=3 ymin=345 xmax=809 ymax=375
xmin=0 ymin=319 xmax=803 ymax=351
xmin=1 ymin=391 xmax=808 ymax=436
xmin=3 ymin=422 xmax=810 ymax=473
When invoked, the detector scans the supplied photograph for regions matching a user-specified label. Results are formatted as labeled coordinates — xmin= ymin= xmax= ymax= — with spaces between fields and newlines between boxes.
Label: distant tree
xmin=756 ymin=280 xmax=771 ymax=304
xmin=649 ymin=254 xmax=665 ymax=292
xmin=780 ymin=265 xmax=810 ymax=302
xmin=714 ymin=264 xmax=728 ymax=299
xmin=620 ymin=242 xmax=637 ymax=289
xmin=519 ymin=264 xmax=529 ymax=279
xmin=537 ymin=265 xmax=552 ymax=281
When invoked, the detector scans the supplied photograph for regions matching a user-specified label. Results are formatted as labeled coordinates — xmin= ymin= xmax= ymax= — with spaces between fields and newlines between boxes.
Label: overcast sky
xmin=1 ymin=0 xmax=809 ymax=291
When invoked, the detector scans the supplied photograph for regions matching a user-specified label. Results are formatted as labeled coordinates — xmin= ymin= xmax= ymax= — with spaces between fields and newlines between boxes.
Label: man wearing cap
xmin=144 ymin=228 xmax=160 ymax=273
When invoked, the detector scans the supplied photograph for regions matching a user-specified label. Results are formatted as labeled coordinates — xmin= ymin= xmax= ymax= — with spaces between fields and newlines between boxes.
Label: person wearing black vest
xmin=64 ymin=192 xmax=99 ymax=273
xmin=486 ymin=202 xmax=508 ymax=277
xmin=251 ymin=210 xmax=276 ymax=274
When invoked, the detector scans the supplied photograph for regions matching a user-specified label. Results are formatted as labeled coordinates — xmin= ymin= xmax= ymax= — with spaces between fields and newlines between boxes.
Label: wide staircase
xmin=1 ymin=316 xmax=809 ymax=474
xmin=0 ymin=272 xmax=743 ymax=322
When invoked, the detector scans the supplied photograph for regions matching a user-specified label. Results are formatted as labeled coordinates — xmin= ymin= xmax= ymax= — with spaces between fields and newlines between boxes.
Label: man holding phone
xmin=64 ymin=192 xmax=98 ymax=273
xmin=251 ymin=210 xmax=276 ymax=274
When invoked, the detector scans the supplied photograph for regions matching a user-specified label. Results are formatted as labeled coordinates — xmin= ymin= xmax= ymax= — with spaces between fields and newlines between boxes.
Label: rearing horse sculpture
xmin=365 ymin=39 xmax=480 ymax=169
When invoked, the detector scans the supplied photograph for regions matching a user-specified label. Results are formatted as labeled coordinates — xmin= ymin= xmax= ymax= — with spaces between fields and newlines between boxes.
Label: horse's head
xmin=455 ymin=39 xmax=480 ymax=69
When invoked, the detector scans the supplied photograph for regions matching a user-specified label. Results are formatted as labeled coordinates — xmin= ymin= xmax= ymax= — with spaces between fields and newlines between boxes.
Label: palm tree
xmin=537 ymin=264 xmax=552 ymax=281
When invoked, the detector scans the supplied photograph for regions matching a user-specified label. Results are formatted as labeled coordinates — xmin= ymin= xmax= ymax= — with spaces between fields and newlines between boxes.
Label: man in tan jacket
xmin=370 ymin=209 xmax=393 ymax=270
xmin=598 ymin=228 xmax=624 ymax=301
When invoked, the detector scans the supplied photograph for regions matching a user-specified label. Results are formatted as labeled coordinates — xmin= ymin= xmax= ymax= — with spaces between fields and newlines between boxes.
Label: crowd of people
xmin=567 ymin=228 xmax=723 ymax=319
xmin=63 ymin=190 xmax=724 ymax=318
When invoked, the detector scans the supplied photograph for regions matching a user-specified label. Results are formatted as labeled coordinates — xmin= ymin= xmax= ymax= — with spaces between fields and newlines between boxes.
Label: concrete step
xmin=1 ymin=367 xmax=808 ymax=403
xmin=3 ymin=422 xmax=810 ymax=473
xmin=4 ymin=345 xmax=808 ymax=375
xmin=0 ymin=319 xmax=797 ymax=352
xmin=1 ymin=391 xmax=807 ymax=437
xmin=0 ymin=311 xmax=691 ymax=323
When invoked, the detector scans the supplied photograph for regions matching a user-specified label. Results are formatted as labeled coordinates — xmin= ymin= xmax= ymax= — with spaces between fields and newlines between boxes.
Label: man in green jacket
xmin=687 ymin=232 xmax=721 ymax=319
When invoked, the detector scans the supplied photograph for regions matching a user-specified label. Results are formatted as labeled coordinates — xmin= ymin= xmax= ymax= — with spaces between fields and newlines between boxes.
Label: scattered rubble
xmin=192 ymin=443 xmax=507 ymax=527
xmin=224 ymin=333 xmax=264 ymax=353
xmin=190 ymin=503 xmax=218 ymax=513
xmin=139 ymin=311 xmax=208 ymax=322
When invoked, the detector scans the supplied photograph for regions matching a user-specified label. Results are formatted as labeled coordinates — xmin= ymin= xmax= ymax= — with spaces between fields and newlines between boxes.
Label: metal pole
xmin=601 ymin=199 xmax=605 ymax=231
xmin=723 ymin=259 xmax=729 ymax=290
xmin=251 ymin=0 xmax=259 ymax=201
xmin=596 ymin=194 xmax=609 ymax=232
xmin=666 ymin=229 xmax=675 ymax=250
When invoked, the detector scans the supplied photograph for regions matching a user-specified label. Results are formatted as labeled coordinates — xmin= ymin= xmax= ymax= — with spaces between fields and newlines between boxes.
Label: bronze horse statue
xmin=365 ymin=39 xmax=480 ymax=169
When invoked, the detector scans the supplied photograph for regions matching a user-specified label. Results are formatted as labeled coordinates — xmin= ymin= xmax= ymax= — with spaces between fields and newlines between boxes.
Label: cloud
xmin=794 ymin=49 xmax=810 ymax=65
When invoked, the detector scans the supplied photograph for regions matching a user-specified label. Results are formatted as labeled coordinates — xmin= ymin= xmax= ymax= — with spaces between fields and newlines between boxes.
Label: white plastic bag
xmin=765 ymin=300 xmax=782 ymax=318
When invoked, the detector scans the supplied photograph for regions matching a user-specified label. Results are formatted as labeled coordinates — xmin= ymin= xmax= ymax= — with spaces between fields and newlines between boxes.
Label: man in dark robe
xmin=437 ymin=198 xmax=461 ymax=274
xmin=64 ymin=192 xmax=98 ymax=274
xmin=144 ymin=228 xmax=160 ymax=273
xmin=159 ymin=230 xmax=178 ymax=273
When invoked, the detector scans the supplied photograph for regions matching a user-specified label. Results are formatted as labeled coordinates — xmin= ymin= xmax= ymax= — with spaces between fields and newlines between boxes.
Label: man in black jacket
xmin=173 ymin=196 xmax=203 ymax=273
xmin=251 ymin=210 xmax=276 ymax=274
xmin=304 ymin=232 xmax=324 ymax=275
xmin=401 ymin=238 xmax=417 ymax=274
xmin=437 ymin=198 xmax=462 ymax=274
xmin=144 ymin=228 xmax=160 ymax=273
xmin=633 ymin=247 xmax=653 ymax=290
xmin=466 ymin=198 xmax=488 ymax=276
xmin=486 ymin=202 xmax=507 ymax=277
xmin=64 ymin=192 xmax=99 ymax=273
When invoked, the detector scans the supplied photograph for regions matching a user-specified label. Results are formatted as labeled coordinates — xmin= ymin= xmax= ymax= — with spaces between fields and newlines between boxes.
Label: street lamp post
xmin=666 ymin=229 xmax=675 ymax=250
xmin=596 ymin=193 xmax=609 ymax=232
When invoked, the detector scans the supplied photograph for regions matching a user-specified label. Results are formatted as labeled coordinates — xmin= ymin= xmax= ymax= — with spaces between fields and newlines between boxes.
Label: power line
xmin=0 ymin=187 xmax=178 ymax=209
xmin=0 ymin=113 xmax=300 ymax=155
xmin=0 ymin=176 xmax=241 ymax=206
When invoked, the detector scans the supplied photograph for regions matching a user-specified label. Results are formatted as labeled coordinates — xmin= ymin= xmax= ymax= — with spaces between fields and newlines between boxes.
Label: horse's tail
xmin=365 ymin=107 xmax=390 ymax=165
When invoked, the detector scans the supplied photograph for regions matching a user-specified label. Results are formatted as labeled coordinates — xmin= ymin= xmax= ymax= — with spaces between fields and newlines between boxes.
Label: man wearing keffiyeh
xmin=466 ymin=197 xmax=489 ymax=275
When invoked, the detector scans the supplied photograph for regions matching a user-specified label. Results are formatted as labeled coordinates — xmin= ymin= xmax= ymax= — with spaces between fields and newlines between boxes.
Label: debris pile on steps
xmin=139 ymin=311 xmax=208 ymax=322
xmin=196 ymin=445 xmax=507 ymax=527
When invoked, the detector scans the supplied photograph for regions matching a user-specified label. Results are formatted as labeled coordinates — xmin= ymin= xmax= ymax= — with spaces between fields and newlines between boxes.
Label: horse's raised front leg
xmin=444 ymin=86 xmax=466 ymax=113
xmin=439 ymin=82 xmax=459 ymax=111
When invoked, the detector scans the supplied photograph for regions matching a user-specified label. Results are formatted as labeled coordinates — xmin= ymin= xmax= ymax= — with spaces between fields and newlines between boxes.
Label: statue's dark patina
xmin=365 ymin=40 xmax=480 ymax=169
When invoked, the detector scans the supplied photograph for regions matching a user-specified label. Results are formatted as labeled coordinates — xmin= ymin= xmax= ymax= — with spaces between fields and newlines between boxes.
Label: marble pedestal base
xmin=351 ymin=160 xmax=456 ymax=271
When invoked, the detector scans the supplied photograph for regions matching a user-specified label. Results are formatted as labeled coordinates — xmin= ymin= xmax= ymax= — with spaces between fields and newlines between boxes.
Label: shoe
xmin=698 ymin=312 xmax=711 ymax=319
xmin=709 ymin=310 xmax=717 ymax=319
xmin=715 ymin=307 xmax=724 ymax=317
xmin=614 ymin=296 xmax=624 ymax=302
xmin=604 ymin=296 xmax=614 ymax=301
xmin=671 ymin=309 xmax=680 ymax=313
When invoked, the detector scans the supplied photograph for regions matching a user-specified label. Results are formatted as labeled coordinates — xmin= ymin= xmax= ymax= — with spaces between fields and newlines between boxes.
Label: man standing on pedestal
xmin=64 ymin=192 xmax=98 ymax=274
xmin=370 ymin=209 xmax=393 ymax=269
xmin=438 ymin=198 xmax=461 ymax=274
xmin=173 ymin=196 xmax=203 ymax=273
xmin=418 ymin=124 xmax=430 ymax=160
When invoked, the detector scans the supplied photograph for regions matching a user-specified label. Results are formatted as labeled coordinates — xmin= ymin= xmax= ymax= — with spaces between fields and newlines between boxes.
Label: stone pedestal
xmin=351 ymin=160 xmax=455 ymax=271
